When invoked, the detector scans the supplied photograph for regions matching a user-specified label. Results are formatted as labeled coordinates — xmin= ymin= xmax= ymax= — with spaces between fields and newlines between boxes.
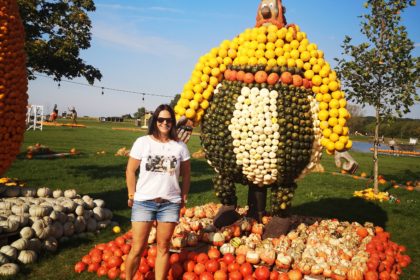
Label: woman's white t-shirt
xmin=129 ymin=135 xmax=190 ymax=203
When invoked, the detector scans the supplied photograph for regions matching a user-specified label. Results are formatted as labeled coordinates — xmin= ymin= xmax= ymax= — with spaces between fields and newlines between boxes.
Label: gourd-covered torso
xmin=201 ymin=66 xmax=321 ymax=202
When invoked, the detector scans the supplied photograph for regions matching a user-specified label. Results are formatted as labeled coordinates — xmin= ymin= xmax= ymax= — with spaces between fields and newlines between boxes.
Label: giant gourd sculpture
xmin=0 ymin=0 xmax=28 ymax=175
xmin=175 ymin=0 xmax=357 ymax=236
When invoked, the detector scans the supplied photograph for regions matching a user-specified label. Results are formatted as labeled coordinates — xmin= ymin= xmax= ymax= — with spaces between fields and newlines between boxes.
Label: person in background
xmin=68 ymin=106 xmax=77 ymax=124
xmin=389 ymin=137 xmax=396 ymax=152
xmin=124 ymin=104 xmax=190 ymax=280
xmin=49 ymin=104 xmax=58 ymax=123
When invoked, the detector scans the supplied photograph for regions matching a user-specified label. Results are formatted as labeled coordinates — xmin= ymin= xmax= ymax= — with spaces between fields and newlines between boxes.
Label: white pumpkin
xmin=75 ymin=205 xmax=84 ymax=216
xmin=64 ymin=189 xmax=77 ymax=199
xmin=9 ymin=214 xmax=29 ymax=227
xmin=93 ymin=199 xmax=105 ymax=208
xmin=93 ymin=207 xmax=105 ymax=221
xmin=32 ymin=219 xmax=52 ymax=239
xmin=29 ymin=205 xmax=52 ymax=217
xmin=52 ymin=204 xmax=65 ymax=212
xmin=18 ymin=250 xmax=37 ymax=264
xmin=0 ymin=263 xmax=19 ymax=277
xmin=37 ymin=187 xmax=52 ymax=197
xmin=61 ymin=200 xmax=76 ymax=212
xmin=0 ymin=219 xmax=19 ymax=232
xmin=84 ymin=199 xmax=95 ymax=209
xmin=220 ymin=243 xmax=236 ymax=255
xmin=11 ymin=204 xmax=29 ymax=215
xmin=82 ymin=195 xmax=92 ymax=202
xmin=20 ymin=227 xmax=34 ymax=239
xmin=0 ymin=246 xmax=17 ymax=261
xmin=0 ymin=202 xmax=12 ymax=210
xmin=11 ymin=238 xmax=29 ymax=250
xmin=52 ymin=189 xmax=63 ymax=198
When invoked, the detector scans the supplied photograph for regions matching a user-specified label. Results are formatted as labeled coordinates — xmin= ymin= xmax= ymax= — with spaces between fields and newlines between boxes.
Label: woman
xmin=125 ymin=104 xmax=191 ymax=280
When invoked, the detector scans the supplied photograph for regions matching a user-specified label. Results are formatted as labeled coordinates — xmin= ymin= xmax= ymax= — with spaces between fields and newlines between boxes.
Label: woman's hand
xmin=128 ymin=199 xmax=134 ymax=208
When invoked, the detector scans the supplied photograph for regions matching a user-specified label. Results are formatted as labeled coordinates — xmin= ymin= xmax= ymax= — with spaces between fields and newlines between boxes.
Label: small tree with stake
xmin=335 ymin=0 xmax=419 ymax=193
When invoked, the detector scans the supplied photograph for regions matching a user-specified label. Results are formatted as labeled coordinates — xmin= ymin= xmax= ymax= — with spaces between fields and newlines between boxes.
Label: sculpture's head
xmin=255 ymin=0 xmax=287 ymax=28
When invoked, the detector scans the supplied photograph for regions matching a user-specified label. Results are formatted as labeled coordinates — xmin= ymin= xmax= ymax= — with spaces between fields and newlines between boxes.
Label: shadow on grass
xmin=190 ymin=178 xmax=214 ymax=194
xmin=291 ymin=197 xmax=388 ymax=228
xmin=68 ymin=163 xmax=126 ymax=179
xmin=190 ymin=159 xmax=214 ymax=176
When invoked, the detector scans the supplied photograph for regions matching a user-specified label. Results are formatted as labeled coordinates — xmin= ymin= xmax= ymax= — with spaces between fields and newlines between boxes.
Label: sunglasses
xmin=157 ymin=117 xmax=172 ymax=124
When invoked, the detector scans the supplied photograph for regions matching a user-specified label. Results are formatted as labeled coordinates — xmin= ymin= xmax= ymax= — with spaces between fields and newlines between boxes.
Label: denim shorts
xmin=131 ymin=200 xmax=181 ymax=223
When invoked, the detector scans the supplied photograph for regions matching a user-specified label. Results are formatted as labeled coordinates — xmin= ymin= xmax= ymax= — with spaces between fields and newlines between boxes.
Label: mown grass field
xmin=3 ymin=118 xmax=420 ymax=279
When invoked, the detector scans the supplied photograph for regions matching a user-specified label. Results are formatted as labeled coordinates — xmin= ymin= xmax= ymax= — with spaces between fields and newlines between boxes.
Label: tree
xmin=335 ymin=0 xmax=419 ymax=193
xmin=134 ymin=107 xmax=146 ymax=120
xmin=346 ymin=104 xmax=366 ymax=134
xmin=169 ymin=94 xmax=181 ymax=109
xmin=17 ymin=0 xmax=102 ymax=84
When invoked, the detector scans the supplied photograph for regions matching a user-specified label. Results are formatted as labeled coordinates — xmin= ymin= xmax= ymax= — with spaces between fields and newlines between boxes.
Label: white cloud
xmin=93 ymin=23 xmax=193 ymax=59
xmin=97 ymin=3 xmax=183 ymax=14
xmin=415 ymin=42 xmax=420 ymax=48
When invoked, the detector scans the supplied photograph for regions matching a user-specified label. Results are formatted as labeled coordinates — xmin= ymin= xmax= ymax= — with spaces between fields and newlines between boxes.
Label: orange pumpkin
xmin=280 ymin=72 xmax=292 ymax=84
xmin=267 ymin=73 xmax=279 ymax=85
xmin=406 ymin=186 xmax=414 ymax=191
xmin=356 ymin=227 xmax=368 ymax=239
xmin=243 ymin=72 xmax=255 ymax=84
xmin=292 ymin=75 xmax=303 ymax=87
xmin=254 ymin=71 xmax=268 ymax=83
xmin=0 ymin=0 xmax=28 ymax=175
xmin=236 ymin=71 xmax=245 ymax=81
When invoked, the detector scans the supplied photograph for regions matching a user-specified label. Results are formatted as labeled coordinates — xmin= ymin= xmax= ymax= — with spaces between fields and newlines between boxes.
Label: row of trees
xmin=348 ymin=115 xmax=420 ymax=139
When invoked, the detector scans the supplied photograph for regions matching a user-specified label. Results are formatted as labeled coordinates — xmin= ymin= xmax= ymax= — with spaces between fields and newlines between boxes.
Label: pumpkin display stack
xmin=175 ymin=0 xmax=357 ymax=235
xmin=0 ymin=0 xmax=28 ymax=175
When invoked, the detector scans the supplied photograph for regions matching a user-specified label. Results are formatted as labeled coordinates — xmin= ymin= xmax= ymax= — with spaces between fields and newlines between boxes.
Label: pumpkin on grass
xmin=0 ymin=0 xmax=28 ymax=175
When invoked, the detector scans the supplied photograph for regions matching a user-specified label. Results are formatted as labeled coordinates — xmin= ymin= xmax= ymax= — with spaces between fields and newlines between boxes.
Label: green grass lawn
xmin=3 ymin=118 xmax=420 ymax=279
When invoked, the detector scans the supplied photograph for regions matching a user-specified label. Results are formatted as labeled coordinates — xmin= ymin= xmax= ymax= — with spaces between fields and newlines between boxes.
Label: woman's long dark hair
xmin=148 ymin=104 xmax=178 ymax=141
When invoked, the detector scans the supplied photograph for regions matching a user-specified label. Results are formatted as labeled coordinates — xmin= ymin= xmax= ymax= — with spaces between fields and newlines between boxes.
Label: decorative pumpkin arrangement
xmin=26 ymin=143 xmax=54 ymax=159
xmin=74 ymin=203 xmax=411 ymax=279
xmin=115 ymin=147 xmax=130 ymax=157
xmin=0 ymin=0 xmax=28 ymax=176
xmin=369 ymin=147 xmax=420 ymax=157
xmin=0 ymin=187 xmax=116 ymax=277
xmin=353 ymin=188 xmax=400 ymax=203
xmin=172 ymin=0 xmax=358 ymax=234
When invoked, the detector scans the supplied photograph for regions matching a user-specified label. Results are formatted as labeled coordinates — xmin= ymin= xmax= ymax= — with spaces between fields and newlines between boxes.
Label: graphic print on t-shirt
xmin=145 ymin=155 xmax=177 ymax=174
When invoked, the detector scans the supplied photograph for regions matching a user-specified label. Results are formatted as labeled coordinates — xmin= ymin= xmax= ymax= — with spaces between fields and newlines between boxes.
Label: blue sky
xmin=28 ymin=0 xmax=420 ymax=118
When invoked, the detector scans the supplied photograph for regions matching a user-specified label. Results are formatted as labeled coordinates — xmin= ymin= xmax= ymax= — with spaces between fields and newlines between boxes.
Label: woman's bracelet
xmin=128 ymin=194 xmax=134 ymax=199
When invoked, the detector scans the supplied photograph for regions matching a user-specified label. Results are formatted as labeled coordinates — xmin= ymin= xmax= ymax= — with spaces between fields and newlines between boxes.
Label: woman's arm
xmin=126 ymin=157 xmax=141 ymax=207
xmin=180 ymin=159 xmax=191 ymax=207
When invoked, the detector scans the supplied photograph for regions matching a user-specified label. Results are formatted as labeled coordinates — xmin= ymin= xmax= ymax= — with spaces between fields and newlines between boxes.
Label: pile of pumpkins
xmin=0 ymin=187 xmax=114 ymax=276
xmin=75 ymin=203 xmax=411 ymax=279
